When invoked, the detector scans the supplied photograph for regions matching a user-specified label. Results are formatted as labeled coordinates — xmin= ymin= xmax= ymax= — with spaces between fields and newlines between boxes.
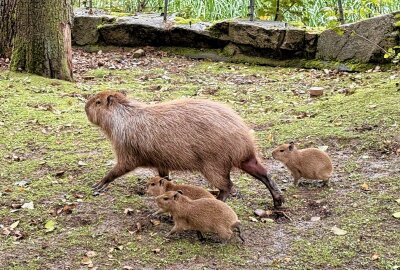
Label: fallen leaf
xmin=254 ymin=209 xmax=266 ymax=217
xmin=123 ymin=266 xmax=134 ymax=270
xmin=310 ymin=216 xmax=321 ymax=222
xmin=318 ymin=145 xmax=329 ymax=152
xmin=44 ymin=220 xmax=56 ymax=232
xmin=150 ymin=219 xmax=161 ymax=226
xmin=371 ymin=253 xmax=379 ymax=260
xmin=331 ymin=226 xmax=347 ymax=236
xmin=10 ymin=221 xmax=20 ymax=229
xmin=249 ymin=216 xmax=258 ymax=222
xmin=14 ymin=180 xmax=30 ymax=187
xmin=81 ymin=256 xmax=92 ymax=265
xmin=21 ymin=201 xmax=34 ymax=209
xmin=396 ymin=199 xmax=400 ymax=205
xmin=54 ymin=170 xmax=65 ymax=177
xmin=260 ymin=218 xmax=274 ymax=223
xmin=393 ymin=212 xmax=400 ymax=219
xmin=361 ymin=183 xmax=370 ymax=191
xmin=78 ymin=161 xmax=87 ymax=166
xmin=124 ymin=208 xmax=134 ymax=215
xmin=267 ymin=133 xmax=273 ymax=142
xmin=86 ymin=251 xmax=97 ymax=258
xmin=152 ymin=248 xmax=161 ymax=253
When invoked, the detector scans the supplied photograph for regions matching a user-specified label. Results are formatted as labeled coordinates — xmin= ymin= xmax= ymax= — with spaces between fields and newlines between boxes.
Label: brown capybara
xmin=85 ymin=91 xmax=284 ymax=208
xmin=272 ymin=142 xmax=333 ymax=186
xmin=156 ymin=190 xmax=244 ymax=242
xmin=146 ymin=176 xmax=214 ymax=200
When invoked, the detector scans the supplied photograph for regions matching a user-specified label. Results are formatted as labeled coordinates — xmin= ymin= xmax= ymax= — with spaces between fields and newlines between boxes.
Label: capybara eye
xmin=151 ymin=183 xmax=155 ymax=186
xmin=95 ymin=100 xmax=101 ymax=105
xmin=164 ymin=197 xmax=168 ymax=201
xmin=280 ymin=149 xmax=285 ymax=152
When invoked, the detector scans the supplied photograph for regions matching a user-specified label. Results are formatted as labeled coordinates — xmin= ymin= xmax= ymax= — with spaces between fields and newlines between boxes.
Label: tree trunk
xmin=10 ymin=0 xmax=73 ymax=81
xmin=0 ymin=0 xmax=17 ymax=58
xmin=337 ymin=0 xmax=345 ymax=24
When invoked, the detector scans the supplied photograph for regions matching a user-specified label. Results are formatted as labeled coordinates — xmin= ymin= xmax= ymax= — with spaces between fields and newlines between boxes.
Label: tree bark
xmin=10 ymin=0 xmax=73 ymax=81
xmin=0 ymin=0 xmax=17 ymax=57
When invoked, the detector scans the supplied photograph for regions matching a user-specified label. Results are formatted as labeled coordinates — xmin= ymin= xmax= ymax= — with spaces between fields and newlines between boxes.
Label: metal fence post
xmin=249 ymin=0 xmax=255 ymax=21
xmin=163 ymin=0 xmax=168 ymax=22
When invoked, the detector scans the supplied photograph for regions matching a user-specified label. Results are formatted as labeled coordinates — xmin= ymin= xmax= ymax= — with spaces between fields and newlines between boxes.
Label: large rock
xmin=209 ymin=20 xmax=313 ymax=58
xmin=98 ymin=14 xmax=227 ymax=48
xmin=316 ymin=11 xmax=400 ymax=63
xmin=73 ymin=15 xmax=115 ymax=45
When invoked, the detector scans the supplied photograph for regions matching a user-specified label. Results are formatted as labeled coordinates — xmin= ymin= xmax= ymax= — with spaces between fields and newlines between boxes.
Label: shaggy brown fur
xmin=156 ymin=191 xmax=244 ymax=242
xmin=146 ymin=176 xmax=214 ymax=200
xmin=85 ymin=91 xmax=284 ymax=207
xmin=272 ymin=142 xmax=333 ymax=186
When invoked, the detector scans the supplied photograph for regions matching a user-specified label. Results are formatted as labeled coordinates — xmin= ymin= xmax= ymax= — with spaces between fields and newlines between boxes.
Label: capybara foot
xmin=273 ymin=194 xmax=285 ymax=209
xmin=92 ymin=181 xmax=110 ymax=193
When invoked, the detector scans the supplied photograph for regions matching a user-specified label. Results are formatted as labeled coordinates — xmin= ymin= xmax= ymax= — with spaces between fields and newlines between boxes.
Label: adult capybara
xmin=272 ymin=142 xmax=333 ymax=186
xmin=85 ymin=91 xmax=284 ymax=208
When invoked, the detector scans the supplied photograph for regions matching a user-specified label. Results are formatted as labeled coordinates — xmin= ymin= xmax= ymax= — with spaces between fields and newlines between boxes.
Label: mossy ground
xmin=0 ymin=48 xmax=399 ymax=270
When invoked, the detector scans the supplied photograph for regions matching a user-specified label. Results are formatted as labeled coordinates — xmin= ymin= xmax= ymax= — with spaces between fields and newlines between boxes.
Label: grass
xmin=0 ymin=50 xmax=400 ymax=269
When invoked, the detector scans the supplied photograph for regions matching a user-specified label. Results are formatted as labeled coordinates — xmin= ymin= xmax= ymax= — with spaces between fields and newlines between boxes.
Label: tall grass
xmin=72 ymin=0 xmax=400 ymax=26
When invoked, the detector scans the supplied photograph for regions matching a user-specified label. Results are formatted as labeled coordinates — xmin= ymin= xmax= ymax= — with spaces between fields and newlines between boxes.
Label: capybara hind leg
xmin=217 ymin=229 xmax=233 ymax=242
xmin=323 ymin=178 xmax=330 ymax=187
xmin=93 ymin=164 xmax=131 ymax=192
xmin=203 ymin=169 xmax=232 ymax=202
xmin=234 ymin=225 xmax=245 ymax=243
xmin=240 ymin=156 xmax=284 ymax=208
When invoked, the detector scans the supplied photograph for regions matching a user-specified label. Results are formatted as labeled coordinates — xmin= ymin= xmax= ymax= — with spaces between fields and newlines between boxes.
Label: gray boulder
xmin=98 ymin=14 xmax=227 ymax=48
xmin=73 ymin=15 xmax=115 ymax=45
xmin=316 ymin=11 xmax=400 ymax=63
xmin=209 ymin=20 xmax=312 ymax=58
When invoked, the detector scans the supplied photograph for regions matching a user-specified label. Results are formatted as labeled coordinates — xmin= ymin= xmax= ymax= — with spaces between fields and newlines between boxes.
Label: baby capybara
xmin=156 ymin=191 xmax=244 ymax=242
xmin=85 ymin=91 xmax=284 ymax=207
xmin=146 ymin=176 xmax=214 ymax=200
xmin=272 ymin=142 xmax=333 ymax=186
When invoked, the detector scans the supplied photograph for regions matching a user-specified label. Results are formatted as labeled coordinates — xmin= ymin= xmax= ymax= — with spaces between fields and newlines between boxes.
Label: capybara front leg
xmin=92 ymin=164 xmax=131 ymax=192
xmin=158 ymin=168 xmax=170 ymax=180
xmin=241 ymin=156 xmax=284 ymax=208
xmin=203 ymin=169 xmax=232 ymax=202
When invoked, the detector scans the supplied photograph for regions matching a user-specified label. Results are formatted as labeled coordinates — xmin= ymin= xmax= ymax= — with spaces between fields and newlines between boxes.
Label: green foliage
xmin=384 ymin=46 xmax=400 ymax=63
xmin=73 ymin=0 xmax=400 ymax=26
xmin=256 ymin=0 xmax=304 ymax=21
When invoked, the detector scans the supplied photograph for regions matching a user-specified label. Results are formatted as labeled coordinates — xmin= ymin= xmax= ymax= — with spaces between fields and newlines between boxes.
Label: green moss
xmin=1 ymin=57 xmax=400 ymax=269
xmin=174 ymin=17 xmax=203 ymax=25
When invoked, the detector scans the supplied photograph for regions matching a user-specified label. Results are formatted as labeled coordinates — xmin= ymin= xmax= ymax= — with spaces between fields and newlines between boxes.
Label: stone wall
xmin=72 ymin=10 xmax=400 ymax=65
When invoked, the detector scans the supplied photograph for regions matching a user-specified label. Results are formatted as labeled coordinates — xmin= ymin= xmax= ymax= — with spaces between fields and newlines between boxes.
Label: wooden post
xmin=249 ymin=0 xmax=255 ymax=21
xmin=163 ymin=0 xmax=168 ymax=22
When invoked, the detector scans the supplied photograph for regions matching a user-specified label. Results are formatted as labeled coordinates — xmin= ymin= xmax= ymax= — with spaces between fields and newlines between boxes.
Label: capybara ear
xmin=159 ymin=178 xmax=164 ymax=186
xmin=288 ymin=142 xmax=294 ymax=151
xmin=107 ymin=94 xmax=116 ymax=106
xmin=174 ymin=190 xmax=183 ymax=200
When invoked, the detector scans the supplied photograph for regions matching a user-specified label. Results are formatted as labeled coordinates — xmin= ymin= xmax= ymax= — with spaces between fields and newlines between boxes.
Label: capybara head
xmin=146 ymin=176 xmax=168 ymax=196
xmin=85 ymin=91 xmax=128 ymax=126
xmin=156 ymin=190 xmax=183 ymax=211
xmin=272 ymin=142 xmax=297 ymax=163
